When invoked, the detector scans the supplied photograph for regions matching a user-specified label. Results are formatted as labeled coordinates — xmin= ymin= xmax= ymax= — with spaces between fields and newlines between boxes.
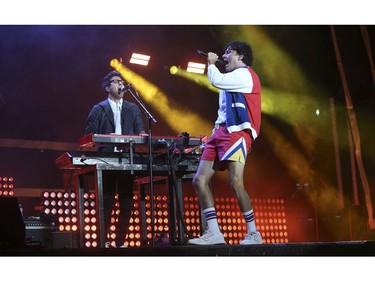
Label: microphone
xmin=118 ymin=83 xmax=132 ymax=94
xmin=197 ymin=50 xmax=223 ymax=65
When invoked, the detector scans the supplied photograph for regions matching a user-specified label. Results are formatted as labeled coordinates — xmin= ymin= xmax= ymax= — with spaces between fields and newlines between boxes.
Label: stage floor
xmin=1 ymin=240 xmax=375 ymax=256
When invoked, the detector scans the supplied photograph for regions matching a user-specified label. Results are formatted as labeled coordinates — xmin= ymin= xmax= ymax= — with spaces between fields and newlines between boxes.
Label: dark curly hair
xmin=102 ymin=70 xmax=122 ymax=92
xmin=225 ymin=41 xmax=254 ymax=66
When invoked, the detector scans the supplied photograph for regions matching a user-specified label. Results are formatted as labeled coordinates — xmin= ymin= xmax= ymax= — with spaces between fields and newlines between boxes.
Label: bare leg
xmin=227 ymin=161 xmax=253 ymax=212
xmin=192 ymin=160 xmax=216 ymax=209
xmin=227 ymin=161 xmax=263 ymax=244
xmin=189 ymin=160 xmax=226 ymax=245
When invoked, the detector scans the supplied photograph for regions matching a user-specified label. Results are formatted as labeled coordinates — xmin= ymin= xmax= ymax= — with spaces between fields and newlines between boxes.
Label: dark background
xmin=0 ymin=25 xmax=374 ymax=241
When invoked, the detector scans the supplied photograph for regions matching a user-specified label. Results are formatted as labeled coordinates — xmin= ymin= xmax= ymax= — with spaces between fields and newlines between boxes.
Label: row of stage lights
xmin=42 ymin=190 xmax=171 ymax=248
xmin=42 ymin=190 xmax=288 ymax=247
xmin=109 ymin=194 xmax=170 ymax=247
xmin=3 ymin=175 xmax=288 ymax=246
xmin=42 ymin=191 xmax=78 ymax=231
xmin=183 ymin=197 xmax=288 ymax=245
xmin=42 ymin=191 xmax=99 ymax=248
xmin=0 ymin=176 xmax=15 ymax=197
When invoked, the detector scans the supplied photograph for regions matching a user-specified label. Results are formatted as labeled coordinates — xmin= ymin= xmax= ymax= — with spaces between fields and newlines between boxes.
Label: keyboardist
xmin=84 ymin=70 xmax=146 ymax=248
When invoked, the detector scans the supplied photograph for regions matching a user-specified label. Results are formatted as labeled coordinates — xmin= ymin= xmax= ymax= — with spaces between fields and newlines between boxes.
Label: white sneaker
xmin=239 ymin=231 xmax=263 ymax=245
xmin=188 ymin=230 xmax=226 ymax=245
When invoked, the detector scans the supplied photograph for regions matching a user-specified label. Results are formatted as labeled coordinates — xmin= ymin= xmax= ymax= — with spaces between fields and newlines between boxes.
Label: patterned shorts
xmin=201 ymin=124 xmax=253 ymax=170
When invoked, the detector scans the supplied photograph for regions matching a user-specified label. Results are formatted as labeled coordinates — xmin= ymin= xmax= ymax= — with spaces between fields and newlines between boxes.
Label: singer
xmin=188 ymin=41 xmax=263 ymax=245
xmin=84 ymin=70 xmax=146 ymax=248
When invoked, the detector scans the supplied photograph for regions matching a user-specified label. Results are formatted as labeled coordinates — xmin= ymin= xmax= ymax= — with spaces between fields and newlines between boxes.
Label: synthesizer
xmin=79 ymin=133 xmax=206 ymax=150
xmin=56 ymin=150 xmax=201 ymax=173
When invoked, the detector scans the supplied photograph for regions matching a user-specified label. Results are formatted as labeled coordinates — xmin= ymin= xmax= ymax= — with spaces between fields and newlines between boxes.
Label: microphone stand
xmin=127 ymin=86 xmax=157 ymax=245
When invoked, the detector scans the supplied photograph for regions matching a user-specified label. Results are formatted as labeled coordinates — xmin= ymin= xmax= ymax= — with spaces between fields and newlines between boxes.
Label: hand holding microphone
xmin=197 ymin=50 xmax=223 ymax=65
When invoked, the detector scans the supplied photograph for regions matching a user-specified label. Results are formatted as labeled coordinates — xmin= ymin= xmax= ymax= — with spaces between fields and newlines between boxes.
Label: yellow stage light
xmin=169 ymin=66 xmax=178 ymax=75
xmin=111 ymin=59 xmax=213 ymax=137
xmin=170 ymin=65 xmax=219 ymax=94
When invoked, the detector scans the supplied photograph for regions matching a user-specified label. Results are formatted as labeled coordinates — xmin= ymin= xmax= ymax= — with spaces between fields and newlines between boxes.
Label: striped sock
xmin=203 ymin=207 xmax=221 ymax=234
xmin=243 ymin=209 xmax=257 ymax=233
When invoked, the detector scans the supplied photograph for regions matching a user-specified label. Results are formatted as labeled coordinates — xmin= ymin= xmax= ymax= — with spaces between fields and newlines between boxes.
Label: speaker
xmin=0 ymin=197 xmax=26 ymax=247
xmin=24 ymin=219 xmax=56 ymax=248
xmin=52 ymin=231 xmax=78 ymax=249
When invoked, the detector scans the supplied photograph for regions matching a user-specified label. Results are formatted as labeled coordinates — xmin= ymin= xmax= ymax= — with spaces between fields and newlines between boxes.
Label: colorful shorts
xmin=201 ymin=124 xmax=253 ymax=170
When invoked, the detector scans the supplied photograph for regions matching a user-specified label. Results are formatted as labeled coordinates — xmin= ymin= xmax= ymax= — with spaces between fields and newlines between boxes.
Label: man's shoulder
xmin=89 ymin=100 xmax=109 ymax=114
xmin=98 ymin=99 xmax=109 ymax=106
xmin=91 ymin=99 xmax=109 ymax=109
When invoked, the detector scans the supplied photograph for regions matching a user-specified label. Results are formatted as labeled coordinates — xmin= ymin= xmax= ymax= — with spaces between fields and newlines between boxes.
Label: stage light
xmin=111 ymin=59 xmax=214 ymax=137
xmin=0 ymin=176 xmax=15 ymax=197
xmin=130 ymin=53 xmax=150 ymax=66
xmin=183 ymin=196 xmax=289 ymax=244
xmin=43 ymin=184 xmax=288 ymax=247
xmin=42 ymin=191 xmax=80 ymax=244
xmin=187 ymin=62 xmax=206 ymax=74
xmin=170 ymin=65 xmax=178 ymax=74
xmin=170 ymin=65 xmax=218 ymax=93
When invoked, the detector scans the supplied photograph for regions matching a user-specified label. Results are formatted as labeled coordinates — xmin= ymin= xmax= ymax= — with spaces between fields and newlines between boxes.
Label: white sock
xmin=243 ymin=209 xmax=257 ymax=233
xmin=203 ymin=207 xmax=221 ymax=234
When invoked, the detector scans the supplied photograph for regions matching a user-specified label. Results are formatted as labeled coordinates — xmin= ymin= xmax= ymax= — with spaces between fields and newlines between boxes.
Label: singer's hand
xmin=207 ymin=52 xmax=219 ymax=65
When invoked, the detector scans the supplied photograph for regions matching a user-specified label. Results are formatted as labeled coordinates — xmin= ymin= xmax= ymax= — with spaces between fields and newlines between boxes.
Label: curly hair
xmin=225 ymin=41 xmax=254 ymax=66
